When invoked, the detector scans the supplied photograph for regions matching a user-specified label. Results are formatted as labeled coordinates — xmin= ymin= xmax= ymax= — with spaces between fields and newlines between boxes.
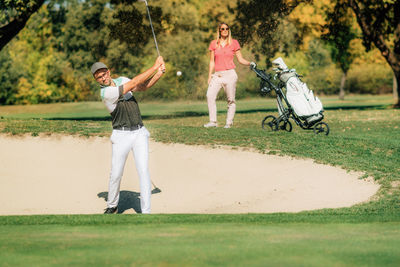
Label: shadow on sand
xmin=97 ymin=187 xmax=162 ymax=214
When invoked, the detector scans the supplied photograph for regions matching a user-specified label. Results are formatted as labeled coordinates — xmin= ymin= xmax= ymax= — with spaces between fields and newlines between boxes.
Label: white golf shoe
xmin=204 ymin=122 xmax=217 ymax=128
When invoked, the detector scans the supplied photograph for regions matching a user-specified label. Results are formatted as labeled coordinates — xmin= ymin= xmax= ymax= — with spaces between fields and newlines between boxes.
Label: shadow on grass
xmin=97 ymin=187 xmax=162 ymax=214
xmin=45 ymin=116 xmax=112 ymax=121
xmin=43 ymin=103 xmax=389 ymax=121
xmin=45 ymin=111 xmax=210 ymax=121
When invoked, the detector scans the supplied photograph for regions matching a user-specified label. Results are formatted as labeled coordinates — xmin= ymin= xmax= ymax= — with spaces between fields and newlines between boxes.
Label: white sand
xmin=0 ymin=135 xmax=379 ymax=215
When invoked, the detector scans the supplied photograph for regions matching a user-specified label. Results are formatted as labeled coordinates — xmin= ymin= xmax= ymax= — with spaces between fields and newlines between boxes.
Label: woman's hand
xmin=208 ymin=51 xmax=215 ymax=85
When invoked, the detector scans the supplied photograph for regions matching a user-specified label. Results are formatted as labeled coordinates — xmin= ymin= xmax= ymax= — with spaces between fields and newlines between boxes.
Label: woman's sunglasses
xmin=220 ymin=27 xmax=229 ymax=31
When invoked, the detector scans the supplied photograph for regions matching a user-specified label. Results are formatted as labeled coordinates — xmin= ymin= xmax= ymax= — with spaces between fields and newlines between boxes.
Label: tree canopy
xmin=348 ymin=0 xmax=400 ymax=106
xmin=0 ymin=0 xmax=45 ymax=51
xmin=0 ymin=0 xmax=396 ymax=105
xmin=234 ymin=0 xmax=399 ymax=106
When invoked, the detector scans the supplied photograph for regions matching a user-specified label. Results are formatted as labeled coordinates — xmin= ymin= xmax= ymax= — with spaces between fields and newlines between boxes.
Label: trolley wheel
xmin=313 ymin=122 xmax=330 ymax=135
xmin=276 ymin=119 xmax=292 ymax=132
xmin=261 ymin=115 xmax=277 ymax=131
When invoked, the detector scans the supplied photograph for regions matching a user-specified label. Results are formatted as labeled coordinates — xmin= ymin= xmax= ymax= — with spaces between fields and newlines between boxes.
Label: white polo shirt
xmin=100 ymin=77 xmax=133 ymax=113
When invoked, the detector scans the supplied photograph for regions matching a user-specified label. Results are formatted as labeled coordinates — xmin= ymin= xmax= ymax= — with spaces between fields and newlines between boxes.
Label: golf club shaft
xmin=144 ymin=0 xmax=160 ymax=57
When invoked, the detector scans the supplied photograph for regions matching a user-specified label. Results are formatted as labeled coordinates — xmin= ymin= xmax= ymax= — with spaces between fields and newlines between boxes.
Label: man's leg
xmin=107 ymin=130 xmax=131 ymax=209
xmin=223 ymin=70 xmax=238 ymax=126
xmin=206 ymin=75 xmax=222 ymax=123
xmin=132 ymin=127 xmax=151 ymax=214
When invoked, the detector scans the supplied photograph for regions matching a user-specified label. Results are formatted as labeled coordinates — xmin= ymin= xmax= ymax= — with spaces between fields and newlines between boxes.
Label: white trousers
xmin=107 ymin=127 xmax=151 ymax=214
xmin=206 ymin=69 xmax=238 ymax=125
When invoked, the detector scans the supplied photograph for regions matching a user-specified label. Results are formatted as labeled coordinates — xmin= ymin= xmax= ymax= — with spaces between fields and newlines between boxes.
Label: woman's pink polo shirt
xmin=209 ymin=39 xmax=241 ymax=72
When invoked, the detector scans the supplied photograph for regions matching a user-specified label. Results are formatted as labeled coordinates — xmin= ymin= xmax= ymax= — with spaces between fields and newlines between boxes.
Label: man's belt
xmin=113 ymin=124 xmax=143 ymax=131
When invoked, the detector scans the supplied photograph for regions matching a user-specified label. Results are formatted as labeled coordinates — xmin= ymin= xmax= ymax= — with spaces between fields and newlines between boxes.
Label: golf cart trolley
xmin=251 ymin=58 xmax=330 ymax=135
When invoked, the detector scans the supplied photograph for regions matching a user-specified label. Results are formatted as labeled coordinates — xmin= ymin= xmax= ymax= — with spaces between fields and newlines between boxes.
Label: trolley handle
xmin=252 ymin=66 xmax=271 ymax=82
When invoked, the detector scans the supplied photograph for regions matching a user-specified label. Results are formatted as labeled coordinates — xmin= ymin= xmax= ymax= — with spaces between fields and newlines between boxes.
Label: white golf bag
xmin=272 ymin=57 xmax=323 ymax=123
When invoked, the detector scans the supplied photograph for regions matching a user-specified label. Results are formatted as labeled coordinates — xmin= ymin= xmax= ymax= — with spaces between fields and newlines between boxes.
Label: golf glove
xmin=250 ymin=62 xmax=257 ymax=70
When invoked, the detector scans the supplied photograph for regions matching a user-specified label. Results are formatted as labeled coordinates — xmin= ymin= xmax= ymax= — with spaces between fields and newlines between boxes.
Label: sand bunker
xmin=0 ymin=135 xmax=379 ymax=215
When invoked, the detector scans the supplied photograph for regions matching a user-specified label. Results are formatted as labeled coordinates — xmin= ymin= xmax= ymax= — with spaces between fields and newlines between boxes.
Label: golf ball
xmin=176 ymin=71 xmax=182 ymax=76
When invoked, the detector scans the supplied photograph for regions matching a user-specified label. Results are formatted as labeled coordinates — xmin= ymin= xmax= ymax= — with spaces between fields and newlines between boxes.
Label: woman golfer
xmin=204 ymin=22 xmax=254 ymax=128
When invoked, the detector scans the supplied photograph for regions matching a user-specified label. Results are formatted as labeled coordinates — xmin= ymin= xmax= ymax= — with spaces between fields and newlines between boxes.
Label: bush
xmin=347 ymin=63 xmax=393 ymax=94
xmin=304 ymin=65 xmax=342 ymax=95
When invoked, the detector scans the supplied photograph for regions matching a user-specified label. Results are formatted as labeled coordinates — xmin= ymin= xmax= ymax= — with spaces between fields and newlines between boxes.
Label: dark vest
xmin=110 ymin=85 xmax=143 ymax=129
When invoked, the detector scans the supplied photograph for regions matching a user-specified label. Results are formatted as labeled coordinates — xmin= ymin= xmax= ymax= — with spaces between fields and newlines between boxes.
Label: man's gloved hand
xmin=250 ymin=62 xmax=257 ymax=70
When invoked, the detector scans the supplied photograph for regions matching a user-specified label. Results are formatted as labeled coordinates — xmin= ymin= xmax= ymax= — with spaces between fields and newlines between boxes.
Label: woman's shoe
xmin=204 ymin=122 xmax=217 ymax=128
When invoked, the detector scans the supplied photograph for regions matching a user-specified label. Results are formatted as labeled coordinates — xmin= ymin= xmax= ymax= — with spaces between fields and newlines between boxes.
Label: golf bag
xmin=272 ymin=57 xmax=323 ymax=123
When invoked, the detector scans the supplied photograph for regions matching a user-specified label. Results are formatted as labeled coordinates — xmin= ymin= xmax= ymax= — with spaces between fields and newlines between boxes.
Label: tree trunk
xmin=0 ymin=0 xmax=45 ymax=52
xmin=348 ymin=0 xmax=400 ymax=108
xmin=394 ymin=74 xmax=400 ymax=108
xmin=339 ymin=72 xmax=346 ymax=100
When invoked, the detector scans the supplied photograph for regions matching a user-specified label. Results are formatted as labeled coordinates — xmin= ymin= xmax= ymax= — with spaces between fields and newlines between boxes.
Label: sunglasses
xmin=220 ymin=27 xmax=229 ymax=31
xmin=95 ymin=71 xmax=109 ymax=81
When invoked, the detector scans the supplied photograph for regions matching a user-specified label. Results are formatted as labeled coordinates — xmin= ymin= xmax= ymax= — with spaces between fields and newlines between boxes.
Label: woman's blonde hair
xmin=216 ymin=22 xmax=232 ymax=48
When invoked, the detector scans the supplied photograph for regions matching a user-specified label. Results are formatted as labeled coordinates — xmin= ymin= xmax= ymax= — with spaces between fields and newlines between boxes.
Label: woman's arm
xmin=235 ymin=50 xmax=251 ymax=66
xmin=208 ymin=50 xmax=215 ymax=84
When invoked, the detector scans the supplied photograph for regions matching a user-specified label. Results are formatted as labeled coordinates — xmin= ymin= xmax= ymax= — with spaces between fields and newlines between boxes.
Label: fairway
xmin=1 ymin=219 xmax=400 ymax=266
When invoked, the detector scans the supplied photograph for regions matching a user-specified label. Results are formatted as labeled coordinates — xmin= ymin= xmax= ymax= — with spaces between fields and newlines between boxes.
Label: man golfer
xmin=91 ymin=56 xmax=165 ymax=214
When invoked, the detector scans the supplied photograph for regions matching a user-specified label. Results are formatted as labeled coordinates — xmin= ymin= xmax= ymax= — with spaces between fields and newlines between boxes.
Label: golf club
xmin=139 ymin=0 xmax=160 ymax=57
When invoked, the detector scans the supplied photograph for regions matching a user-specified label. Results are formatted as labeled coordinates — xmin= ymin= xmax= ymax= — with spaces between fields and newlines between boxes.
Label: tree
xmin=234 ymin=0 xmax=311 ymax=65
xmin=108 ymin=0 xmax=163 ymax=57
xmin=321 ymin=1 xmax=357 ymax=100
xmin=348 ymin=0 xmax=400 ymax=107
xmin=235 ymin=0 xmax=399 ymax=106
xmin=0 ymin=0 xmax=45 ymax=51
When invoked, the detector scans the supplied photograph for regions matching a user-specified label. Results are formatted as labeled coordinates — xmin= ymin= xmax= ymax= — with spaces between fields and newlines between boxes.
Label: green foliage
xmin=234 ymin=0 xmax=299 ymax=66
xmin=6 ymin=6 xmax=68 ymax=104
xmin=348 ymin=0 xmax=398 ymax=52
xmin=347 ymin=63 xmax=393 ymax=94
xmin=0 ymin=0 xmax=41 ymax=19
xmin=0 ymin=0 xmax=45 ymax=51
xmin=306 ymin=39 xmax=332 ymax=71
xmin=0 ymin=47 xmax=20 ymax=104
xmin=0 ymin=0 xmax=396 ymax=105
xmin=144 ymin=30 xmax=208 ymax=100
xmin=321 ymin=0 xmax=357 ymax=74
xmin=108 ymin=1 xmax=159 ymax=56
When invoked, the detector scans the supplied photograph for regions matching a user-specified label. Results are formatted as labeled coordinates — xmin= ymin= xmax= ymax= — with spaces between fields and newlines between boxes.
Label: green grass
xmin=0 ymin=94 xmax=399 ymax=266
xmin=1 ymin=222 xmax=399 ymax=266
xmin=1 ymin=213 xmax=400 ymax=266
